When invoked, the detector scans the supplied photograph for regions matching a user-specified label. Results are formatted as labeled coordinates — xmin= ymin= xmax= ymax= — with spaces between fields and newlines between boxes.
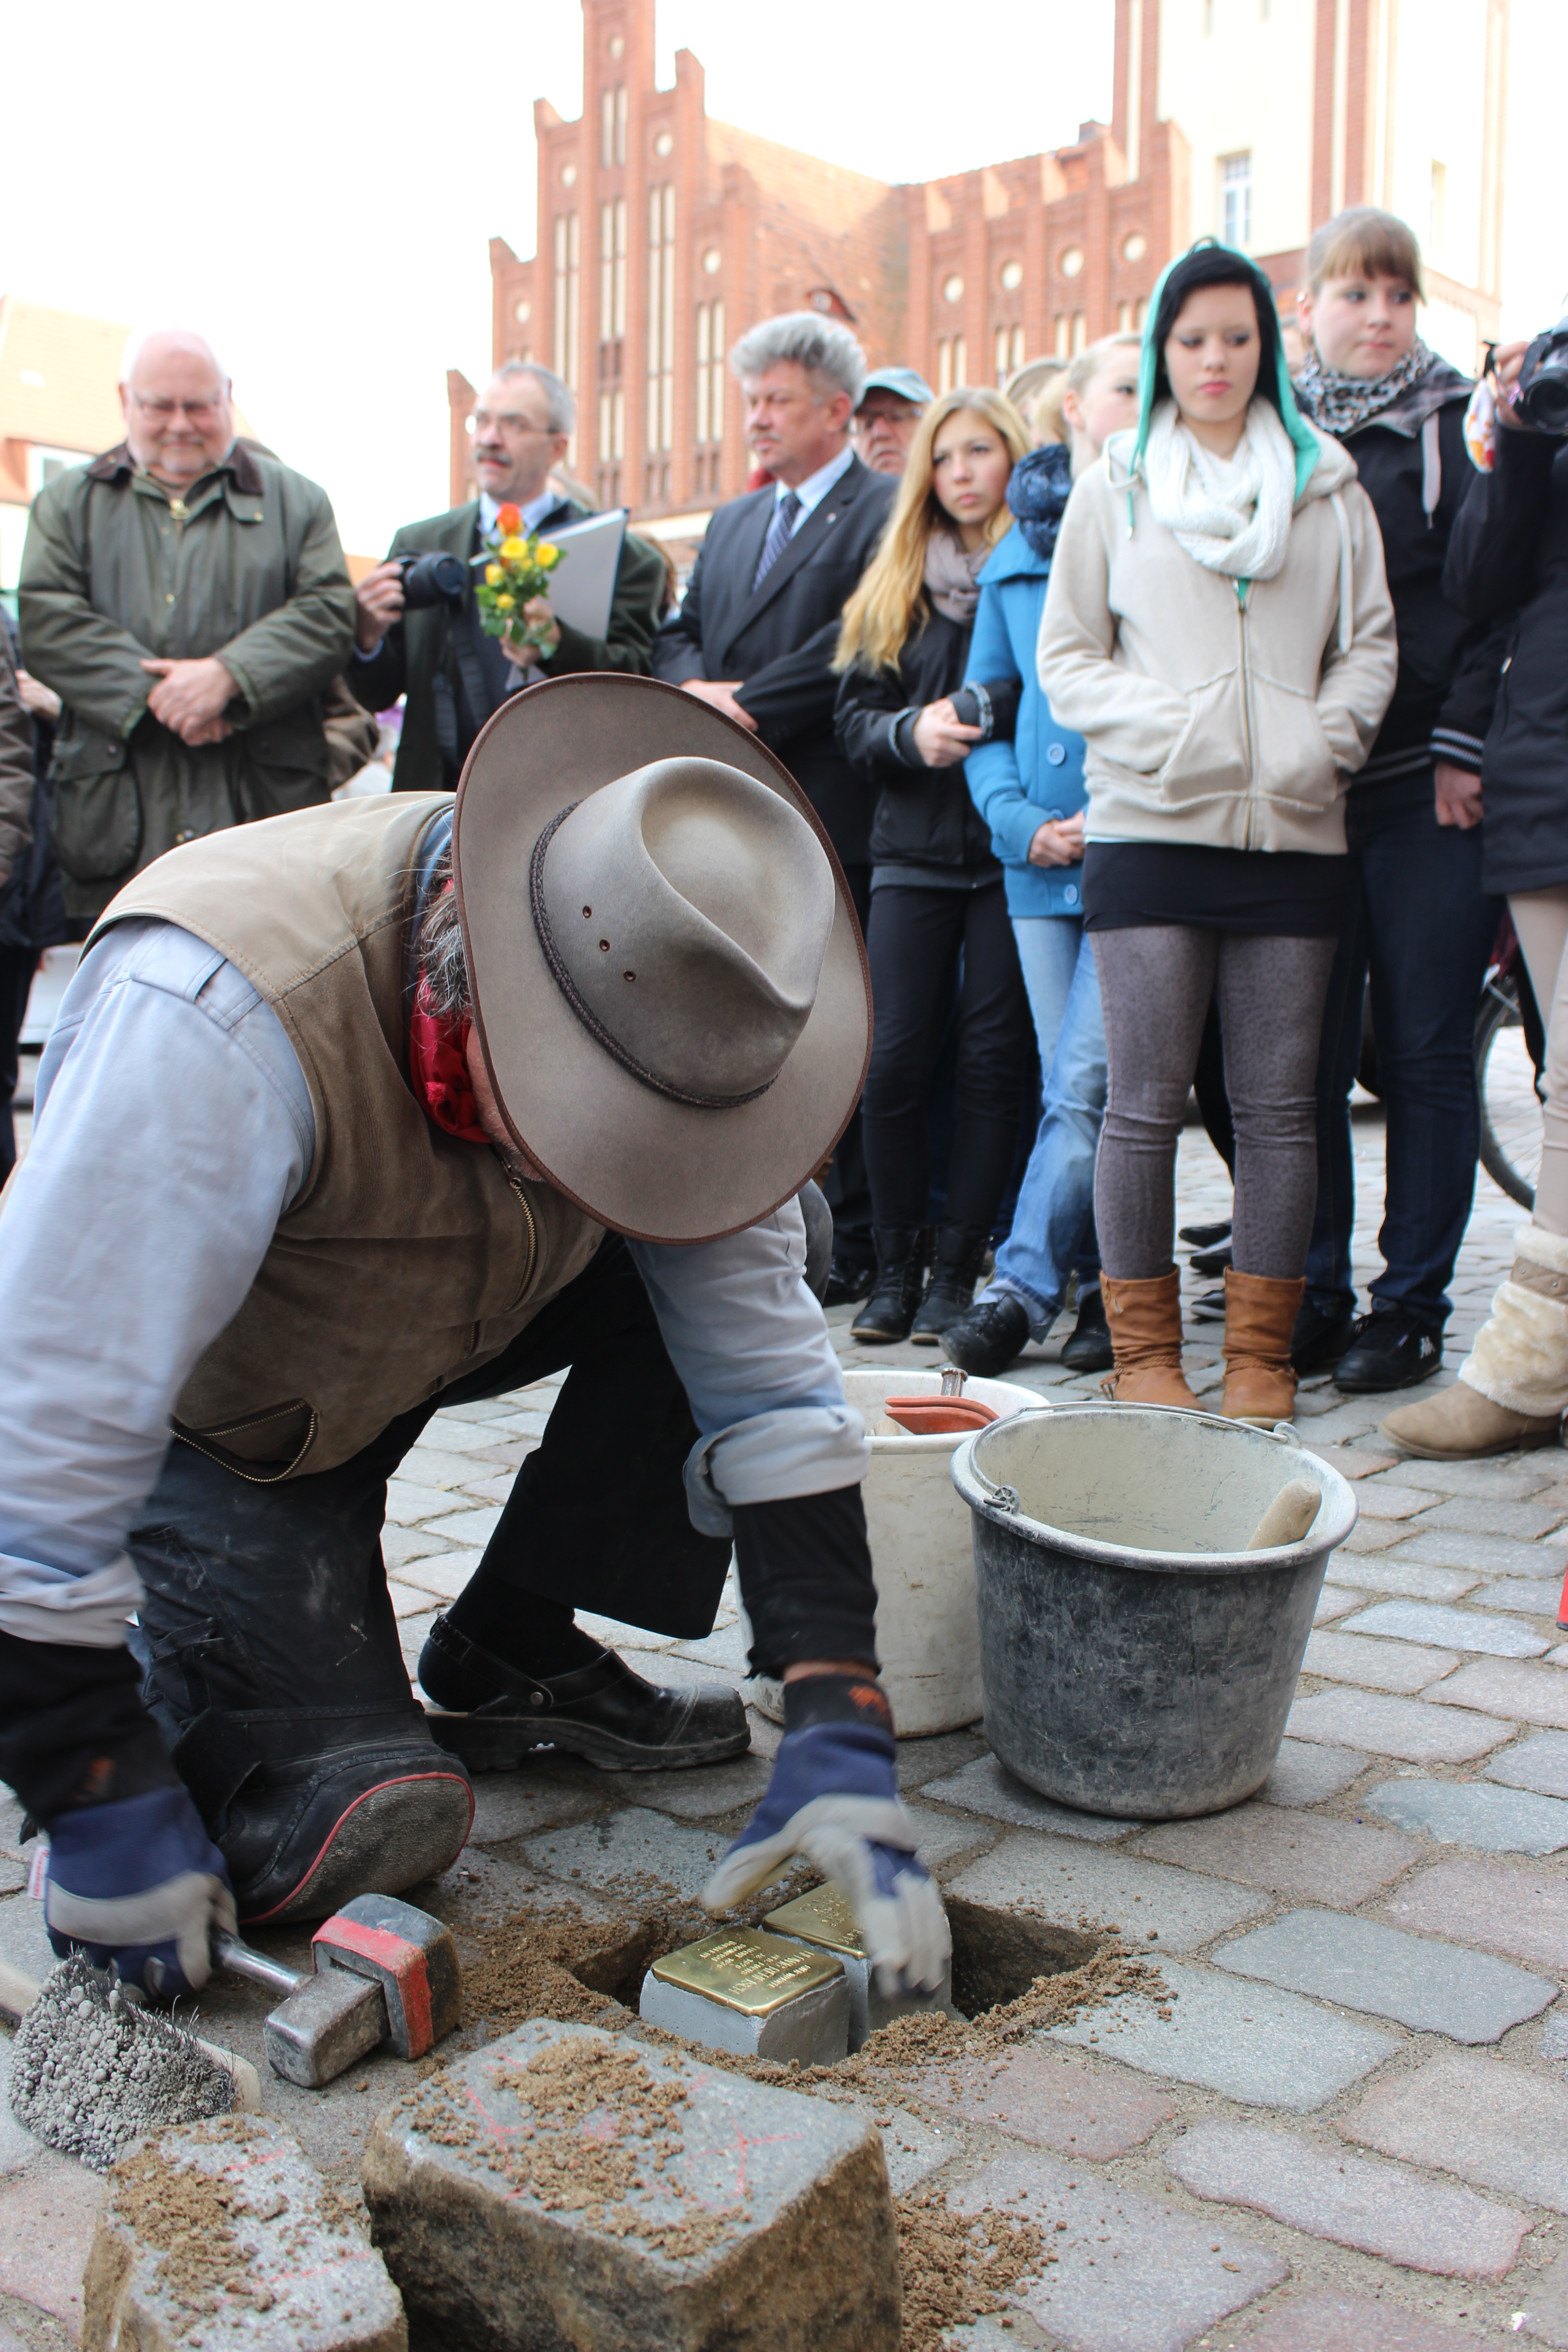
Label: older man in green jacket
xmin=18 ymin=330 xmax=356 ymax=923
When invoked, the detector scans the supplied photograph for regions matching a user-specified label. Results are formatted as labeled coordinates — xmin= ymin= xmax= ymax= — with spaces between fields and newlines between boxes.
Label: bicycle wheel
xmin=1475 ymin=976 xmax=1542 ymax=1210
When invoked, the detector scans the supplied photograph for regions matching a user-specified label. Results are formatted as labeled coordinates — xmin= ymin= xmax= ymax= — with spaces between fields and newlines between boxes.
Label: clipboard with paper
xmin=542 ymin=507 xmax=628 ymax=640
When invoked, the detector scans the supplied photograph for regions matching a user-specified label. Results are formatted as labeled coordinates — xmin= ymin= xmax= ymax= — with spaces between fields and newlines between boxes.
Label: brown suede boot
xmin=1101 ymin=1271 xmax=1198 ymax=1408
xmin=1221 ymin=1268 xmax=1306 ymax=1424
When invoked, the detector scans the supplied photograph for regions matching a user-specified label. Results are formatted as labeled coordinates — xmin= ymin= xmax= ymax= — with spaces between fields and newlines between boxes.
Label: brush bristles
xmin=9 ymin=1955 xmax=236 ymax=2172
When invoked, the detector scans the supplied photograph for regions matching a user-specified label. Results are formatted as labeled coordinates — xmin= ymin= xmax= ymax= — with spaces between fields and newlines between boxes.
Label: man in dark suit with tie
xmin=350 ymin=362 xmax=666 ymax=793
xmin=653 ymin=314 xmax=895 ymax=1294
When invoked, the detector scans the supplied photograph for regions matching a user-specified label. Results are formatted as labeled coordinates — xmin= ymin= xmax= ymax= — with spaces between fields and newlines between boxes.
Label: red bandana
xmin=408 ymin=973 xmax=488 ymax=1144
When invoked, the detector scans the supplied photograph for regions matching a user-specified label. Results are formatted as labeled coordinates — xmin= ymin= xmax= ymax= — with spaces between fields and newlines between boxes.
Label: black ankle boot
xmin=851 ymin=1226 xmax=930 ymax=1343
xmin=911 ymin=1226 xmax=992 ymax=1343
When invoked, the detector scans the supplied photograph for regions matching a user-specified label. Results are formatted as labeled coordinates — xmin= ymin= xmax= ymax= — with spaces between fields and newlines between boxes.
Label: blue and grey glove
xmin=703 ymin=1677 xmax=950 ymax=1996
xmin=45 ymin=1785 xmax=236 ymax=1999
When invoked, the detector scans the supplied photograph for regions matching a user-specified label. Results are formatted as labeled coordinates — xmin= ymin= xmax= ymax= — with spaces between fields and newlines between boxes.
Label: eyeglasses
xmin=472 ymin=411 xmax=555 ymax=436
xmin=130 ymin=394 xmax=226 ymax=422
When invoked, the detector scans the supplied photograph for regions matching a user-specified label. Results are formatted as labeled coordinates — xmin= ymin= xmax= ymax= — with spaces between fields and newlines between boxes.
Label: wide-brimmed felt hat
xmin=451 ymin=672 xmax=872 ymax=1243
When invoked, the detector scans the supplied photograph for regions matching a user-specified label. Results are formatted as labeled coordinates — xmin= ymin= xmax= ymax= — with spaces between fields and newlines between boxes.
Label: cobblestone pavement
xmin=7 ymin=1105 xmax=1568 ymax=2347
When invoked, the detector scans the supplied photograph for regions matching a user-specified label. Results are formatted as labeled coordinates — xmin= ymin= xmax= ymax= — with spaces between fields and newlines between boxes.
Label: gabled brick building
xmin=452 ymin=0 xmax=1509 ymax=533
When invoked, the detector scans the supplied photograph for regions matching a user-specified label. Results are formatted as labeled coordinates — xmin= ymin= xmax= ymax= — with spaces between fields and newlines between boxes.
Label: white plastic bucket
xmin=745 ymin=1367 xmax=1046 ymax=1736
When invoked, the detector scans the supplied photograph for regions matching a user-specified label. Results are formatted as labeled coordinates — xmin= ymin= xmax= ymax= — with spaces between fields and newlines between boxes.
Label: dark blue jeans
xmin=1306 ymin=774 xmax=1500 ymax=1326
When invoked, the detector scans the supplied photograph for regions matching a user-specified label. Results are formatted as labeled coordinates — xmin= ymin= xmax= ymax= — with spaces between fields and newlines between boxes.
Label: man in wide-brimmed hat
xmin=0 ymin=674 xmax=948 ymax=2006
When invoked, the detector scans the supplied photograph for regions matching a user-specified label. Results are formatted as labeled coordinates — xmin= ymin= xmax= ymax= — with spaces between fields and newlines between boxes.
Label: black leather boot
xmin=911 ymin=1225 xmax=992 ymax=1343
xmin=850 ymin=1227 xmax=930 ymax=1343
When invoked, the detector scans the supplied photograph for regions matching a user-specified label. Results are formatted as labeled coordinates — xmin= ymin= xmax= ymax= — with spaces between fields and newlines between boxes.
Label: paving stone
xmin=577 ymin=1610 xmax=675 ymax=1652
xmin=520 ymin=1805 xmax=734 ymax=1905
xmin=1258 ymin=1739 xmax=1368 ymax=1807
xmin=1211 ymin=1906 xmax=1553 ymax=2041
xmin=1342 ymin=1599 xmax=1549 ymax=1658
xmin=1543 ymin=2011 xmax=1568 ymax=2062
xmin=1048 ymin=1957 xmax=1397 ymax=2109
xmin=1419 ymin=1495 xmax=1568 ymax=1540
xmin=83 ymin=2114 xmax=404 ymax=2351
xmin=382 ymin=1478 xmax=463 ymax=1525
xmin=466 ymin=1775 xmax=611 ymax=1847
xmin=1335 ymin=1556 xmax=1483 ymax=1602
xmin=849 ymin=2105 xmax=955 ymax=2196
xmin=379 ymin=1523 xmax=447 ymax=1569
xmin=668 ymin=1622 xmax=751 ymax=1672
xmin=1130 ymin=1804 xmax=1421 ymax=1908
xmin=387 ymin=1548 xmax=482 ymax=1602
xmin=362 ymin=2018 xmax=899 ymax=2350
xmin=1353 ymin=1481 xmax=1443 ymax=1521
xmin=0 ymin=1892 xmax=54 ymax=1984
xmin=1302 ymin=1443 xmax=1400 ymax=1479
xmin=0 ymin=2156 xmax=108 ymax=2337
xmin=1285 ymin=1687 xmax=1514 ymax=1762
xmin=949 ymin=2148 xmax=1284 ymax=2352
xmin=903 ymin=2043 xmax=1171 ymax=2159
xmin=1488 ymin=1729 xmax=1568 ymax=1798
xmin=1234 ymin=2288 xmax=1496 ymax=2349
xmin=456 ymin=1471 xmax=526 ymax=1506
xmin=1313 ymin=1584 xmax=1366 ymax=1623
xmin=1518 ymin=2251 xmax=1568 ymax=2349
xmin=1395 ymin=1457 xmax=1562 ymax=1500
xmin=1302 ymin=1630 xmax=1462 ymax=1692
xmin=1163 ymin=2117 xmax=1529 ymax=2277
xmin=897 ymin=1800 xmax=1000 ymax=1873
xmin=1342 ymin=2047 xmax=1568 ymax=2212
xmin=1339 ymin=1519 xmax=1413 ymax=1554
xmin=1400 ymin=1529 xmax=1568 ymax=1579
xmin=386 ymin=1578 xmax=444 ymax=1620
xmin=891 ymin=1729 xmax=989 ymax=1790
xmin=396 ymin=1443 xmax=506 ymax=1491
xmin=947 ymin=1833 xmax=1270 ymax=1953
xmin=1472 ymin=1575 xmax=1568 ymax=1618
xmin=597 ymin=1755 xmax=773 ymax=1823
xmin=1366 ymin=1775 xmax=1568 ymax=1853
xmin=921 ymin=1756 xmax=1142 ymax=1844
xmin=1382 ymin=1853 xmax=1568 ymax=1971
xmin=1428 ymin=1657 xmax=1568 ymax=1728
xmin=418 ymin=1505 xmax=504 ymax=1547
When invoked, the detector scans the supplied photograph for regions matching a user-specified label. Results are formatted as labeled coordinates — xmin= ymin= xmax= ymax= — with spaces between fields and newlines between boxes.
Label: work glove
xmin=704 ymin=1703 xmax=951 ymax=1998
xmin=45 ymin=1784 xmax=236 ymax=2000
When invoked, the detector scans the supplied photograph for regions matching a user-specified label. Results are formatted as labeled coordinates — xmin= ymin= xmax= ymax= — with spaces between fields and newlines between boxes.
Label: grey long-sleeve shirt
xmin=0 ymin=920 xmax=866 ymax=1651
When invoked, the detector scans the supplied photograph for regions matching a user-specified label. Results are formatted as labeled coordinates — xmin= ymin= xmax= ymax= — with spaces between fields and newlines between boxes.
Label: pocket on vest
xmin=50 ymin=732 xmax=141 ymax=882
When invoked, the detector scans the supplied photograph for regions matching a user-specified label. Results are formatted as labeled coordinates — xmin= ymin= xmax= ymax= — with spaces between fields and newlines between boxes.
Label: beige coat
xmin=1037 ymin=425 xmax=1397 ymax=855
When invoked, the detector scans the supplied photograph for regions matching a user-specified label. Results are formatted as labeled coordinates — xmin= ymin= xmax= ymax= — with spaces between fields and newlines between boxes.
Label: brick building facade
xmin=450 ymin=0 xmax=1509 ymax=529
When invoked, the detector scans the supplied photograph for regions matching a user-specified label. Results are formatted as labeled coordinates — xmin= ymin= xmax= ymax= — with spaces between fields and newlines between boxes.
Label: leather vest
xmin=92 ymin=795 xmax=603 ymax=1478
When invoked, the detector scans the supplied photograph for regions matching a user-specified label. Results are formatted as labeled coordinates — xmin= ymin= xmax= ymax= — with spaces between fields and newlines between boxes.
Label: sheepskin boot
xmin=1381 ymin=1224 xmax=1568 ymax=1460
xmin=1221 ymin=1269 xmax=1306 ymax=1426
xmin=1101 ymin=1271 xmax=1198 ymax=1409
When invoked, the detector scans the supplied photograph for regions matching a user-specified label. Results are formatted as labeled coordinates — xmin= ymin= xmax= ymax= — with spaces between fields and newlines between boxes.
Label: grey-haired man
xmin=853 ymin=365 xmax=935 ymax=477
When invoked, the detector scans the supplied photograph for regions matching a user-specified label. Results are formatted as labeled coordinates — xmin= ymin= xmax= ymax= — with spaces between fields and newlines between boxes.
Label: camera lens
xmin=400 ymin=552 xmax=469 ymax=608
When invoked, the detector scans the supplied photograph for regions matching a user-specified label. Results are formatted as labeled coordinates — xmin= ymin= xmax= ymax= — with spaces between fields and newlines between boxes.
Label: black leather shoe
xmin=1179 ymin=1219 xmax=1232 ymax=1250
xmin=1333 ymin=1308 xmax=1446 ymax=1393
xmin=911 ymin=1225 xmax=991 ymax=1343
xmin=417 ymin=1615 xmax=750 ymax=1774
xmin=1190 ymin=1242 xmax=1233 ymax=1278
xmin=851 ymin=1227 xmax=930 ymax=1343
xmin=944 ymin=1293 xmax=1031 ymax=1378
xmin=1292 ymin=1298 xmax=1357 ymax=1375
xmin=1059 ymin=1286 xmax=1113 ymax=1372
xmin=823 ymin=1253 xmax=875 ymax=1308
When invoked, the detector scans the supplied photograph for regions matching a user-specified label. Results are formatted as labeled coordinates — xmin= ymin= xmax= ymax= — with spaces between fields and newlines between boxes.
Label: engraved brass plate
xmin=650 ymin=1928 xmax=843 ymax=2016
xmin=763 ymin=1882 xmax=865 ymax=1959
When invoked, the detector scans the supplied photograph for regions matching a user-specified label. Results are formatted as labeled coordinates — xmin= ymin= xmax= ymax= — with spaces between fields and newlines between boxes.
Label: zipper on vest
xmin=495 ymin=1152 xmax=539 ymax=1294
xmin=1235 ymin=581 xmax=1258 ymax=849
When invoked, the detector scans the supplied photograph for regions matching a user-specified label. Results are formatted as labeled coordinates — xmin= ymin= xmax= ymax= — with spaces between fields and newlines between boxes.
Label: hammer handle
xmin=211 ymin=1929 xmax=300 ymax=1999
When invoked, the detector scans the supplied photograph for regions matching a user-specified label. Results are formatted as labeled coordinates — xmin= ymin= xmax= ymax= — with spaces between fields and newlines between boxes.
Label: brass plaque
xmin=763 ymin=1882 xmax=865 ymax=1960
xmin=650 ymin=1928 xmax=843 ymax=2017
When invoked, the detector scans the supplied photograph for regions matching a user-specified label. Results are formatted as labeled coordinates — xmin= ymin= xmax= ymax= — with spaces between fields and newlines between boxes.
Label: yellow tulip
xmin=500 ymin=536 xmax=527 ymax=560
xmin=485 ymin=563 xmax=502 ymax=586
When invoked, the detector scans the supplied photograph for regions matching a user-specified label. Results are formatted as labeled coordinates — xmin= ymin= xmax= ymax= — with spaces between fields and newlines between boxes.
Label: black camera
xmin=1517 ymin=323 xmax=1568 ymax=435
xmin=397 ymin=550 xmax=469 ymax=609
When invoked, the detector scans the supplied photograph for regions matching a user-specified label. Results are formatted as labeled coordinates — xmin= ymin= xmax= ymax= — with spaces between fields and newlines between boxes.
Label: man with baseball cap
xmin=0 ymin=674 xmax=948 ymax=2008
xmin=853 ymin=366 xmax=936 ymax=476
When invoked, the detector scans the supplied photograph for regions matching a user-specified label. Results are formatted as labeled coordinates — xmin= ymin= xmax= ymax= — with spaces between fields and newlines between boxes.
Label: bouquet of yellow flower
xmin=473 ymin=502 xmax=564 ymax=654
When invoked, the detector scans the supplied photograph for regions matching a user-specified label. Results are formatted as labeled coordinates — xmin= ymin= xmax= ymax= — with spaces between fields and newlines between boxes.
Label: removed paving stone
xmin=1300 ymin=1630 xmax=1461 ymax=1694
xmin=1233 ymin=2287 xmax=1496 ymax=2350
xmin=1258 ymin=1739 xmax=1367 ymax=1808
xmin=640 ymin=1928 xmax=851 ymax=2063
xmin=949 ymin=2147 xmax=1285 ymax=2352
xmin=1049 ymin=1956 xmax=1397 ymax=2109
xmin=1343 ymin=2047 xmax=1568 ymax=2212
xmin=1164 ymin=2117 xmax=1528 ymax=2278
xmin=1487 ymin=1730 xmax=1568 ymax=1798
xmin=1211 ymin=1907 xmax=1555 ymax=2042
xmin=1382 ymin=1853 xmax=1568 ymax=1972
xmin=83 ymin=2114 xmax=405 ymax=2352
xmin=948 ymin=1833 xmax=1270 ymax=1954
xmin=1343 ymin=1599 xmax=1549 ymax=1658
xmin=1285 ymin=1687 xmax=1514 ymax=1764
xmin=362 ymin=2019 xmax=900 ymax=2350
xmin=919 ymin=1755 xmax=1141 ymax=1843
xmin=1129 ymin=1803 xmax=1421 ymax=1908
xmin=1365 ymin=1775 xmax=1568 ymax=1853
xmin=903 ymin=2041 xmax=1171 ymax=2160
xmin=1429 ymin=1657 xmax=1568 ymax=1730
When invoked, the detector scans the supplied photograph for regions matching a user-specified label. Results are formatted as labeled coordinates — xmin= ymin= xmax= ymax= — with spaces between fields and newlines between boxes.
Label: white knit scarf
xmin=1143 ymin=397 xmax=1298 ymax=581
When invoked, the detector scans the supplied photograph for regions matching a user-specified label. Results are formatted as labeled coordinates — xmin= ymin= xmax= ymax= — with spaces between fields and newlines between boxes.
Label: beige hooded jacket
xmin=1036 ymin=414 xmax=1397 ymax=855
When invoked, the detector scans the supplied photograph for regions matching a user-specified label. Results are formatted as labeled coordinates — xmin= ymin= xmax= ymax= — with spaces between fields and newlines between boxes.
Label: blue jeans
xmin=982 ymin=916 xmax=1108 ymax=1336
xmin=1306 ymin=775 xmax=1501 ymax=1327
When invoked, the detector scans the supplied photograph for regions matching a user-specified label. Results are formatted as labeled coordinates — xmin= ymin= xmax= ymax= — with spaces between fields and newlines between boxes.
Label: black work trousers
xmin=860 ymin=879 xmax=1032 ymax=1232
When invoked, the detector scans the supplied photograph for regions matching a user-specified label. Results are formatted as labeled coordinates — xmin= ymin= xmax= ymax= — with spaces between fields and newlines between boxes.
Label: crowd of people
xmin=4 ymin=206 xmax=1568 ymax=1466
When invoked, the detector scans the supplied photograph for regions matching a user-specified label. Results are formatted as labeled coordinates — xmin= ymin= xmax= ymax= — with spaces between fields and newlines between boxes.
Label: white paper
xmin=542 ymin=507 xmax=627 ymax=641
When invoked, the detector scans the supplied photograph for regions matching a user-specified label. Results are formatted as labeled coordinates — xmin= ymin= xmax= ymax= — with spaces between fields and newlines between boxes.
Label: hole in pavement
xmin=946 ymin=1897 xmax=1099 ymax=2020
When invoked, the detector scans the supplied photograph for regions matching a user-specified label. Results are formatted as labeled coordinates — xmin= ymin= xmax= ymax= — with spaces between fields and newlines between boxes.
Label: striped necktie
xmin=752 ymin=489 xmax=802 ymax=590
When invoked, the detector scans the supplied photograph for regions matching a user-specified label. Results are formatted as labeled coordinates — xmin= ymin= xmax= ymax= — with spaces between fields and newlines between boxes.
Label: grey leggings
xmin=1091 ymin=927 xmax=1338 ymax=1281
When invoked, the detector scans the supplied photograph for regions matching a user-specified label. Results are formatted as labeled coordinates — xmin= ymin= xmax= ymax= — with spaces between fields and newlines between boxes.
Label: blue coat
xmin=963 ymin=523 xmax=1089 ymax=917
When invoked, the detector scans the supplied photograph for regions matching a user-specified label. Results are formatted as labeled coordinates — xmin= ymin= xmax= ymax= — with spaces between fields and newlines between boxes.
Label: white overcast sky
xmin=6 ymin=0 xmax=1565 ymax=557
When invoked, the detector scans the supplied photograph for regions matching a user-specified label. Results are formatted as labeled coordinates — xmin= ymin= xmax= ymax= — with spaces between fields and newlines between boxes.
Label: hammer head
xmin=311 ymin=1893 xmax=462 ymax=2060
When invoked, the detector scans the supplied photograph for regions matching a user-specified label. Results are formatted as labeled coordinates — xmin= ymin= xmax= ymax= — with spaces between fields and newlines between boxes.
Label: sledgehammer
xmin=213 ymin=1893 xmax=462 ymax=2088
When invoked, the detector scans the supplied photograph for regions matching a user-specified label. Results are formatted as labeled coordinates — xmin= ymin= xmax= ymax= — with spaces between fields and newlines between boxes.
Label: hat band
xmin=529 ymin=804 xmax=779 ymax=1112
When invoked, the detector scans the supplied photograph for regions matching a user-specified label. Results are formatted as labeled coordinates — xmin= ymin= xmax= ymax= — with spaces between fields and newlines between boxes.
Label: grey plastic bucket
xmin=949 ymin=1405 xmax=1358 ymax=1820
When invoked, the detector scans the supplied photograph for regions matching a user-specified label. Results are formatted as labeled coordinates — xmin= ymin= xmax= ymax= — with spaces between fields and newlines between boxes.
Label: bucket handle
xmin=1272 ymin=1421 xmax=1302 ymax=1447
xmin=965 ymin=1401 xmax=1058 ymax=1516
